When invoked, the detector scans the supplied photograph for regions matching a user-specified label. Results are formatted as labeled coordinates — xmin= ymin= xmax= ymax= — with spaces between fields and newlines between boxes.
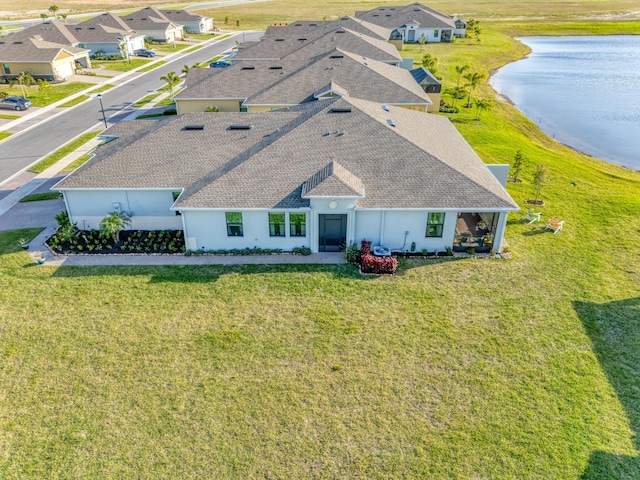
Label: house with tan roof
xmin=53 ymin=97 xmax=517 ymax=253
xmin=175 ymin=48 xmax=431 ymax=114
xmin=0 ymin=22 xmax=90 ymax=81
xmin=355 ymin=3 xmax=466 ymax=44
xmin=122 ymin=6 xmax=184 ymax=42
xmin=162 ymin=9 xmax=213 ymax=34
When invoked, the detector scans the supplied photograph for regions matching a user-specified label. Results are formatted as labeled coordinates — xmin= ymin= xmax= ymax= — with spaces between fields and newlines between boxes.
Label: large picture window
xmin=269 ymin=212 xmax=286 ymax=236
xmin=426 ymin=212 xmax=445 ymax=237
xmin=289 ymin=213 xmax=306 ymax=237
xmin=226 ymin=212 xmax=243 ymax=236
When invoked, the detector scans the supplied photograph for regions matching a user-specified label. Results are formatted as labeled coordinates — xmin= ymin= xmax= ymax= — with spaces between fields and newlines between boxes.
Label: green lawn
xmin=138 ymin=61 xmax=166 ymax=72
xmin=19 ymin=192 xmax=63 ymax=202
xmin=28 ymin=131 xmax=100 ymax=173
xmin=132 ymin=93 xmax=161 ymax=107
xmin=0 ymin=131 xmax=12 ymax=142
xmin=91 ymin=58 xmax=150 ymax=72
xmin=0 ymin=82 xmax=95 ymax=107
xmin=59 ymin=94 xmax=90 ymax=107
xmin=151 ymin=42 xmax=191 ymax=52
xmin=0 ymin=114 xmax=20 ymax=120
xmin=1 ymin=4 xmax=640 ymax=479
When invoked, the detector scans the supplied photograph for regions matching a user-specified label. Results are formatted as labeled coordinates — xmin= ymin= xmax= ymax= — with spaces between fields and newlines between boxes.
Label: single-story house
xmin=409 ymin=67 xmax=441 ymax=112
xmin=232 ymin=26 xmax=403 ymax=67
xmin=355 ymin=3 xmax=466 ymax=44
xmin=162 ymin=10 xmax=213 ymax=34
xmin=122 ymin=7 xmax=183 ymax=42
xmin=175 ymin=48 xmax=431 ymax=114
xmin=53 ymin=97 xmax=518 ymax=254
xmin=263 ymin=17 xmax=392 ymax=43
xmin=0 ymin=34 xmax=90 ymax=81
xmin=76 ymin=13 xmax=146 ymax=57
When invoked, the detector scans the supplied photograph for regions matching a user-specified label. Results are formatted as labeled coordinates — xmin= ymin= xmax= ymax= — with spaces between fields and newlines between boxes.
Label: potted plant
xmin=19 ymin=238 xmax=30 ymax=249
xmin=33 ymin=252 xmax=45 ymax=264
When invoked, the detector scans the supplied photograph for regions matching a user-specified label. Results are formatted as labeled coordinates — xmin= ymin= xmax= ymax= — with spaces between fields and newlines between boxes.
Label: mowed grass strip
xmin=28 ymin=131 xmax=100 ymax=173
xmin=19 ymin=192 xmax=62 ymax=202
xmin=0 ymin=82 xmax=95 ymax=107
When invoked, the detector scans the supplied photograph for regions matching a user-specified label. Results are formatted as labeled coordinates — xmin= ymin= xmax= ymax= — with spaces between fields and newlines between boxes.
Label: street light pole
xmin=97 ymin=93 xmax=108 ymax=129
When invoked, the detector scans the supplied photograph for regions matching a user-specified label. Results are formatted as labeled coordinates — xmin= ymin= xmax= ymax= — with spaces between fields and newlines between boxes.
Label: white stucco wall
xmin=354 ymin=209 xmax=458 ymax=252
xmin=63 ymin=189 xmax=183 ymax=231
xmin=182 ymin=209 xmax=311 ymax=251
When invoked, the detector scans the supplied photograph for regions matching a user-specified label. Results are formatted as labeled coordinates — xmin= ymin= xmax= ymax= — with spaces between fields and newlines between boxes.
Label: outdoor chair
xmin=522 ymin=208 xmax=542 ymax=224
xmin=545 ymin=217 xmax=565 ymax=234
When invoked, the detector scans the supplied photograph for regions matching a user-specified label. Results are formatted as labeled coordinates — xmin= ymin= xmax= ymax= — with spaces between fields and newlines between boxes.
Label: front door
xmin=318 ymin=214 xmax=347 ymax=252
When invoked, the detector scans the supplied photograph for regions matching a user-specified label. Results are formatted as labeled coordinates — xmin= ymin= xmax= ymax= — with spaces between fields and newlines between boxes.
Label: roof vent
xmin=182 ymin=125 xmax=204 ymax=131
xmin=373 ymin=14 xmax=379 ymax=17
xmin=330 ymin=54 xmax=344 ymax=59
xmin=228 ymin=125 xmax=254 ymax=130
xmin=294 ymin=23 xmax=302 ymax=26
xmin=336 ymin=131 xmax=347 ymax=137
xmin=309 ymin=23 xmax=317 ymax=26
xmin=386 ymin=119 xmax=396 ymax=127
xmin=298 ymin=37 xmax=307 ymax=41
xmin=88 ymin=27 xmax=95 ymax=29
xmin=269 ymin=65 xmax=283 ymax=69
xmin=336 ymin=30 xmax=345 ymax=33
xmin=385 ymin=14 xmax=392 ymax=17
xmin=241 ymin=66 xmax=255 ymax=70
xmin=382 ymin=104 xmax=389 ymax=111
xmin=275 ymin=38 xmax=285 ymax=41
xmin=329 ymin=107 xmax=351 ymax=113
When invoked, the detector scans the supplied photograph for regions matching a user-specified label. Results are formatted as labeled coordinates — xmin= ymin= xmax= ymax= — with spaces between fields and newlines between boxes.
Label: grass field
xmin=1 ymin=1 xmax=640 ymax=478
xmin=0 ymin=82 xmax=94 ymax=107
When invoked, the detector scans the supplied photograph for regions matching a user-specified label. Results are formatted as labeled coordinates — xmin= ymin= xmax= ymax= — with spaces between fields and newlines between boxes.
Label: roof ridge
xmin=178 ymin=99 xmax=339 ymax=205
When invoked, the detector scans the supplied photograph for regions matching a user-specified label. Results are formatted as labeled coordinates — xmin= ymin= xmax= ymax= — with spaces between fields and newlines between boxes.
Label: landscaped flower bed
xmin=46 ymin=229 xmax=185 ymax=254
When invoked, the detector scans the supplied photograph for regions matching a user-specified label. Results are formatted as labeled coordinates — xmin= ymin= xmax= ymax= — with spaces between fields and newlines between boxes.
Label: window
xmin=172 ymin=192 xmax=181 ymax=215
xmin=434 ymin=29 xmax=439 ymax=37
xmin=269 ymin=212 xmax=285 ymax=236
xmin=426 ymin=212 xmax=445 ymax=237
xmin=226 ymin=212 xmax=243 ymax=236
xmin=2 ymin=64 xmax=10 ymax=75
xmin=289 ymin=213 xmax=306 ymax=237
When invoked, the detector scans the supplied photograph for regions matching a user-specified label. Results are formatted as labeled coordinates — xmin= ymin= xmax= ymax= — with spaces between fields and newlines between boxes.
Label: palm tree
xmin=455 ymin=64 xmax=469 ymax=88
xmin=160 ymin=71 xmax=181 ymax=95
xmin=40 ymin=13 xmax=48 ymax=23
xmin=48 ymin=5 xmax=59 ymax=20
xmin=11 ymin=71 xmax=35 ymax=98
xmin=100 ymin=212 xmax=131 ymax=243
xmin=463 ymin=71 xmax=485 ymax=108
xmin=421 ymin=53 xmax=438 ymax=74
xmin=474 ymin=98 xmax=492 ymax=120
xmin=181 ymin=64 xmax=190 ymax=76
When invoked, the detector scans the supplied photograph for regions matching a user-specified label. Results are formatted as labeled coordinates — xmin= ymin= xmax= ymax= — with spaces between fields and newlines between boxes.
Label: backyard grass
xmin=0 ymin=82 xmax=94 ymax=107
xmin=1 ymin=2 xmax=640 ymax=478
xmin=19 ymin=192 xmax=62 ymax=202
xmin=28 ymin=131 xmax=100 ymax=173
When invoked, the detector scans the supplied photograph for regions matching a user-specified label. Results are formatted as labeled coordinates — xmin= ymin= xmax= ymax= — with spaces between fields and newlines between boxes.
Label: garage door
xmin=56 ymin=61 xmax=74 ymax=79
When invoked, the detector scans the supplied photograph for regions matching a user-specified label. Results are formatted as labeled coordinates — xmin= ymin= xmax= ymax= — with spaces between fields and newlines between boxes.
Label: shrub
xmin=360 ymin=239 xmax=372 ymax=256
xmin=445 ymin=246 xmax=453 ymax=256
xmin=345 ymin=242 xmax=359 ymax=264
xmin=163 ymin=108 xmax=177 ymax=115
xmin=360 ymin=254 xmax=398 ymax=274
xmin=55 ymin=210 xmax=70 ymax=227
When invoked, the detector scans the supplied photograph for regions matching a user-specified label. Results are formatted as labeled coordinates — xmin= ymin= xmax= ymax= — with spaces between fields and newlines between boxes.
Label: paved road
xmin=0 ymin=31 xmax=263 ymax=185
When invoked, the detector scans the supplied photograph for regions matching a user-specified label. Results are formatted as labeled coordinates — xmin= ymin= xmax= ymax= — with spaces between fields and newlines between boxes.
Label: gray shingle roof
xmin=233 ymin=27 xmax=401 ymax=64
xmin=245 ymin=48 xmax=430 ymax=107
xmin=122 ymin=6 xmax=181 ymax=31
xmin=0 ymin=35 xmax=84 ymax=62
xmin=56 ymin=98 xmax=517 ymax=212
xmin=162 ymin=10 xmax=209 ymax=23
xmin=355 ymin=2 xmax=456 ymax=30
xmin=302 ymin=161 xmax=365 ymax=197
xmin=264 ymin=16 xmax=391 ymax=42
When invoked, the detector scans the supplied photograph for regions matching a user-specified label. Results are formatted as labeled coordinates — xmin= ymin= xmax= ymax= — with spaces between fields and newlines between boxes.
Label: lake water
xmin=490 ymin=36 xmax=640 ymax=171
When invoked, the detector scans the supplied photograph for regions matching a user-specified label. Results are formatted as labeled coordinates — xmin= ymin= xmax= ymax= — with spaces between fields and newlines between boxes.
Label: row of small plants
xmin=46 ymin=211 xmax=185 ymax=254
xmin=185 ymin=246 xmax=312 ymax=256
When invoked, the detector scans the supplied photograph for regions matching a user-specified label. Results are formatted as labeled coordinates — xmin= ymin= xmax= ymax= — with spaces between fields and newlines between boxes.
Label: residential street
xmin=0 ymin=30 xmax=263 ymax=188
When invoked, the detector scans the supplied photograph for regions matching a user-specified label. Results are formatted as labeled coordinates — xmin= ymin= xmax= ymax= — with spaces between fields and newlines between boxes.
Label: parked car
xmin=0 ymin=96 xmax=32 ymax=111
xmin=210 ymin=60 xmax=232 ymax=68
xmin=134 ymin=48 xmax=156 ymax=58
